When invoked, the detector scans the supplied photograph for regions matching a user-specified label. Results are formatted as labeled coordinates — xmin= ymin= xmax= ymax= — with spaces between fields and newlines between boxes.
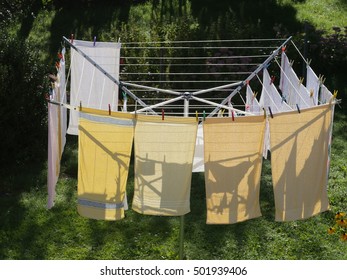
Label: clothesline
xmin=121 ymin=55 xmax=269 ymax=59
xmin=121 ymin=38 xmax=286 ymax=45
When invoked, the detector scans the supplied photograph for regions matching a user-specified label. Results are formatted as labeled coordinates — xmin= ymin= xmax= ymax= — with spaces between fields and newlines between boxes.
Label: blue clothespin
xmin=203 ymin=110 xmax=206 ymax=121
xmin=268 ymin=107 xmax=273 ymax=118
xmin=93 ymin=36 xmax=96 ymax=47
xmin=296 ymin=104 xmax=301 ymax=114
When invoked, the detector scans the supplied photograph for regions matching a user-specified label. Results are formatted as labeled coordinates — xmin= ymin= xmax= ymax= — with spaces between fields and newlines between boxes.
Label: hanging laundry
xmin=192 ymin=124 xmax=204 ymax=172
xmin=269 ymin=104 xmax=334 ymax=222
xmin=279 ymin=52 xmax=313 ymax=108
xmin=306 ymin=65 xmax=320 ymax=106
xmin=245 ymin=84 xmax=261 ymax=115
xmin=319 ymin=84 xmax=333 ymax=105
xmin=132 ymin=115 xmax=198 ymax=216
xmin=47 ymin=50 xmax=67 ymax=209
xmin=77 ymin=109 xmax=134 ymax=220
xmin=259 ymin=68 xmax=292 ymax=114
xmin=259 ymin=68 xmax=292 ymax=157
xmin=47 ymin=101 xmax=60 ymax=209
xmin=67 ymin=40 xmax=121 ymax=135
xmin=203 ymin=115 xmax=265 ymax=224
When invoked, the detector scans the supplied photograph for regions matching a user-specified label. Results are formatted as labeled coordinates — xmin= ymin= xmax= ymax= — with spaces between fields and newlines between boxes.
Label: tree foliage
xmin=0 ymin=36 xmax=48 ymax=167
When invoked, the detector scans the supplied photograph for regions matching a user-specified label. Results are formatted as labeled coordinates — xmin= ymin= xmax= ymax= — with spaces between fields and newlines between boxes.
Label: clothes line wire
xmin=120 ymin=55 xmax=269 ymax=60
xmin=120 ymin=38 xmax=287 ymax=45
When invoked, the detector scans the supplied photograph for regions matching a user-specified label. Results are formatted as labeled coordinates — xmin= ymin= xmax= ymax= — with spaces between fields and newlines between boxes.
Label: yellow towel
xmin=78 ymin=110 xmax=134 ymax=220
xmin=132 ymin=115 xmax=198 ymax=216
xmin=203 ymin=115 xmax=265 ymax=224
xmin=269 ymin=104 xmax=333 ymax=221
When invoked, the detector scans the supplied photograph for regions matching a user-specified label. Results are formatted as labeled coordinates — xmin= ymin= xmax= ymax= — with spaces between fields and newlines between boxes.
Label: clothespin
xmin=281 ymin=95 xmax=287 ymax=103
xmin=263 ymin=108 xmax=266 ymax=119
xmin=93 ymin=36 xmax=96 ymax=47
xmin=245 ymin=80 xmax=250 ymax=85
xmin=57 ymin=52 xmax=63 ymax=60
xmin=290 ymin=60 xmax=294 ymax=67
xmin=270 ymin=76 xmax=276 ymax=85
xmin=268 ymin=107 xmax=273 ymax=118
xmin=299 ymin=77 xmax=304 ymax=85
xmin=310 ymin=89 xmax=314 ymax=98
xmin=281 ymin=45 xmax=286 ymax=53
xmin=123 ymin=91 xmax=127 ymax=101
xmin=330 ymin=90 xmax=338 ymax=104
xmin=203 ymin=110 xmax=206 ymax=121
xmin=161 ymin=109 xmax=165 ymax=120
xmin=108 ymin=104 xmax=111 ymax=115
xmin=79 ymin=101 xmax=82 ymax=111
xmin=70 ymin=34 xmax=74 ymax=44
xmin=231 ymin=110 xmax=235 ymax=121
xmin=195 ymin=111 xmax=198 ymax=122
xmin=296 ymin=104 xmax=301 ymax=114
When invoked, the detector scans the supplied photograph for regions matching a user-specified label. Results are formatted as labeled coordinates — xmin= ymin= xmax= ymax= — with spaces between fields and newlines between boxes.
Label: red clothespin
xmin=108 ymin=104 xmax=111 ymax=115
xmin=55 ymin=61 xmax=60 ymax=69
xmin=70 ymin=34 xmax=74 ymax=44
xmin=282 ymin=46 xmax=286 ymax=53
xmin=161 ymin=109 xmax=165 ymax=120
xmin=245 ymin=80 xmax=250 ymax=85
xmin=57 ymin=52 xmax=63 ymax=60
xmin=231 ymin=110 xmax=235 ymax=121
xmin=93 ymin=36 xmax=96 ymax=47
xmin=270 ymin=76 xmax=276 ymax=85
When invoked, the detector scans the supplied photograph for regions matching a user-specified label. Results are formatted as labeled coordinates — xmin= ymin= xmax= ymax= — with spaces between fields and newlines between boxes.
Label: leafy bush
xmin=0 ymin=36 xmax=48 ymax=168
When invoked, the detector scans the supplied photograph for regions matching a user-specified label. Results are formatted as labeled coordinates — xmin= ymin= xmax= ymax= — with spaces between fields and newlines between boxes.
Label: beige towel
xmin=78 ymin=109 xmax=134 ymax=220
xmin=269 ymin=104 xmax=333 ymax=221
xmin=132 ymin=115 xmax=198 ymax=216
xmin=203 ymin=115 xmax=265 ymax=224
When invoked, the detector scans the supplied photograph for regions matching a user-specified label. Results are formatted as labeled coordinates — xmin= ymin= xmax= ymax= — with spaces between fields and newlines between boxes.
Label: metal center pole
xmin=179 ymin=97 xmax=189 ymax=259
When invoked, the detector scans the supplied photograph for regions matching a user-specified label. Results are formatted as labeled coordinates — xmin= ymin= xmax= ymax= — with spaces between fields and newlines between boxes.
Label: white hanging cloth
xmin=319 ymin=84 xmax=333 ymax=104
xmin=279 ymin=52 xmax=313 ymax=109
xmin=67 ymin=39 xmax=121 ymax=135
xmin=259 ymin=68 xmax=292 ymax=114
xmin=245 ymin=84 xmax=262 ymax=115
xmin=259 ymin=68 xmax=292 ymax=158
xmin=47 ymin=51 xmax=67 ymax=209
xmin=306 ymin=65 xmax=320 ymax=106
xmin=192 ymin=124 xmax=204 ymax=172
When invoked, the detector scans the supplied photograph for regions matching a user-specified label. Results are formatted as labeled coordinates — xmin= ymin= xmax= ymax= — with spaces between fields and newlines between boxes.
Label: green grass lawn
xmin=281 ymin=0 xmax=347 ymax=32
xmin=0 ymin=110 xmax=346 ymax=260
